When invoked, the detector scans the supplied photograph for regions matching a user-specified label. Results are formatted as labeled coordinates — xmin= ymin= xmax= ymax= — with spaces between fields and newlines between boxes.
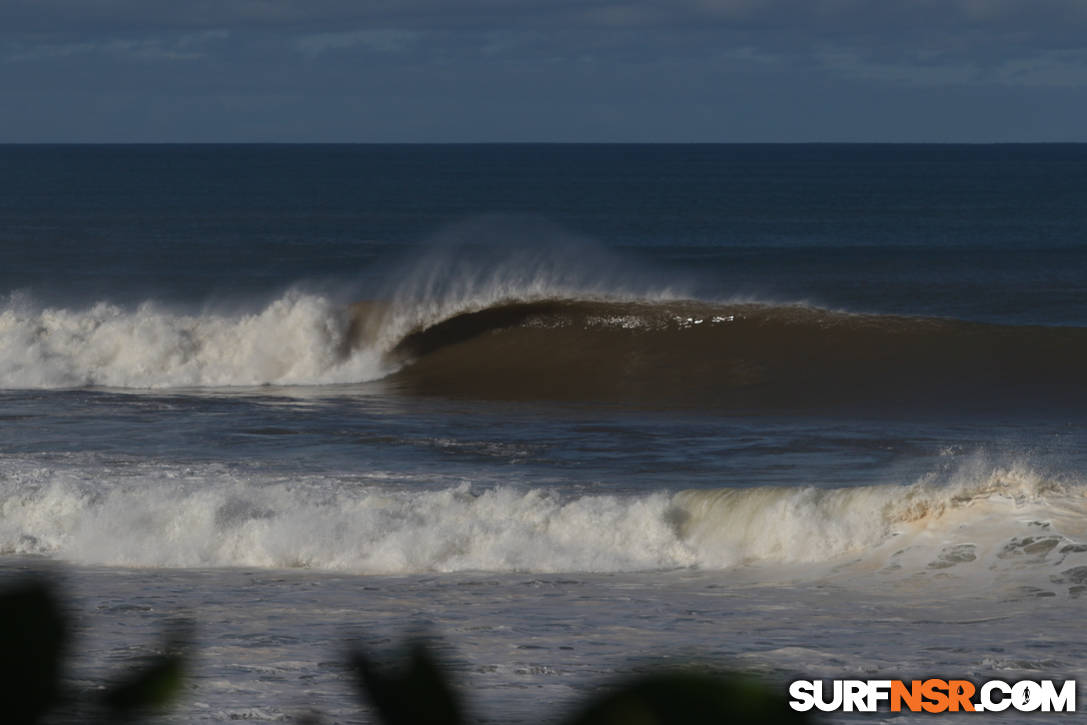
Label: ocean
xmin=1 ymin=144 xmax=1086 ymax=722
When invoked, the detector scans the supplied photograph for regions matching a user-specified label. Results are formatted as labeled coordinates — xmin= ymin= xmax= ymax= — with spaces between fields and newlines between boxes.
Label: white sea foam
xmin=2 ymin=457 xmax=1084 ymax=584
xmin=0 ymin=462 xmax=692 ymax=573
xmin=0 ymin=291 xmax=387 ymax=389
xmin=677 ymin=460 xmax=1087 ymax=584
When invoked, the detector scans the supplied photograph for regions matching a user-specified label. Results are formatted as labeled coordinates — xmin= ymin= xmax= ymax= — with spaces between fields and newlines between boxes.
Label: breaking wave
xmin=5 ymin=288 xmax=1087 ymax=415
xmin=0 ymin=237 xmax=683 ymax=390
xmin=2 ymin=456 xmax=1085 ymax=589
xmin=3 ymin=230 xmax=1087 ymax=413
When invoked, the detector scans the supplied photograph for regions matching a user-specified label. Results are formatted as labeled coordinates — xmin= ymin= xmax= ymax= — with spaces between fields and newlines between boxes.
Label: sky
xmin=2 ymin=0 xmax=1086 ymax=142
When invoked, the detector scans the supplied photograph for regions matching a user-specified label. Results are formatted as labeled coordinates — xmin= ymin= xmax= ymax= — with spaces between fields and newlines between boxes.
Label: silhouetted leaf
xmin=101 ymin=621 xmax=192 ymax=719
xmin=350 ymin=641 xmax=464 ymax=725
xmin=0 ymin=575 xmax=69 ymax=725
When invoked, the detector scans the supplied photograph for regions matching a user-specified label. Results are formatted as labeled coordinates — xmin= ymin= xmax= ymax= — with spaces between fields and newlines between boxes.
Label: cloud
xmin=295 ymin=29 xmax=419 ymax=56
xmin=995 ymin=49 xmax=1087 ymax=87
xmin=814 ymin=47 xmax=980 ymax=87
xmin=5 ymin=28 xmax=230 ymax=63
xmin=5 ymin=40 xmax=98 ymax=62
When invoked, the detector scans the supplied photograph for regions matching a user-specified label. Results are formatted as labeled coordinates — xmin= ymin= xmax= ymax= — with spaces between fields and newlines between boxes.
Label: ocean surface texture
xmin=2 ymin=144 xmax=1086 ymax=723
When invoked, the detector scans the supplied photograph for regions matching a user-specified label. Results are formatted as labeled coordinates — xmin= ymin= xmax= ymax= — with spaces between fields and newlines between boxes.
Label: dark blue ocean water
xmin=3 ymin=144 xmax=1086 ymax=322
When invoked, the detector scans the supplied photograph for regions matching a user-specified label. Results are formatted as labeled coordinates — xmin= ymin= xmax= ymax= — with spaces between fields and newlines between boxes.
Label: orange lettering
xmin=948 ymin=680 xmax=976 ymax=712
xmin=891 ymin=680 xmax=923 ymax=712
xmin=921 ymin=679 xmax=950 ymax=713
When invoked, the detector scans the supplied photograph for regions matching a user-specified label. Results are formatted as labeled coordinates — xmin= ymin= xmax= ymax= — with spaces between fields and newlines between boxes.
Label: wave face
xmin=2 ymin=457 xmax=1085 ymax=589
xmin=371 ymin=299 xmax=1087 ymax=413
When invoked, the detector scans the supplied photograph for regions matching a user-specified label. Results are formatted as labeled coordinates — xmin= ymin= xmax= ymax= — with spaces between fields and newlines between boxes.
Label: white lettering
xmin=981 ymin=680 xmax=1011 ymax=712
xmin=788 ymin=680 xmax=816 ymax=712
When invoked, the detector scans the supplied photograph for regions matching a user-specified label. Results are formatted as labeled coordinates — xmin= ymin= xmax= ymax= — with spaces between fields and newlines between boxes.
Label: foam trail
xmin=3 ymin=457 xmax=1084 ymax=584
xmin=0 ymin=467 xmax=693 ymax=573
xmin=0 ymin=291 xmax=386 ymax=389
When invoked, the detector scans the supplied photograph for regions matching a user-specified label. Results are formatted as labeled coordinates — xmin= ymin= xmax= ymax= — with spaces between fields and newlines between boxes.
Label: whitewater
xmin=0 ymin=291 xmax=381 ymax=388
xmin=4 ymin=452 xmax=1086 ymax=588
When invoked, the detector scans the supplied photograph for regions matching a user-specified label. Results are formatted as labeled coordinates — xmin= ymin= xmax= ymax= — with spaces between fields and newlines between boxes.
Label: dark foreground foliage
xmin=0 ymin=575 xmax=189 ymax=724
xmin=1 ymin=574 xmax=811 ymax=724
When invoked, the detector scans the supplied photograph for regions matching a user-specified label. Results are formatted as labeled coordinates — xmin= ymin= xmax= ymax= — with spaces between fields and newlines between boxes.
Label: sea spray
xmin=352 ymin=218 xmax=689 ymax=356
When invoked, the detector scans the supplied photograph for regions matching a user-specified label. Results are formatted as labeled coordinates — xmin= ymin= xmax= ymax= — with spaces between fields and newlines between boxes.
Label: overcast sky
xmin=2 ymin=0 xmax=1086 ymax=142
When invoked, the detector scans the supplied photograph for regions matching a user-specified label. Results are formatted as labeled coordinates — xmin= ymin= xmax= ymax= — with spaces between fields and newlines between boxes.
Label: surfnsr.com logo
xmin=789 ymin=679 xmax=1077 ymax=713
